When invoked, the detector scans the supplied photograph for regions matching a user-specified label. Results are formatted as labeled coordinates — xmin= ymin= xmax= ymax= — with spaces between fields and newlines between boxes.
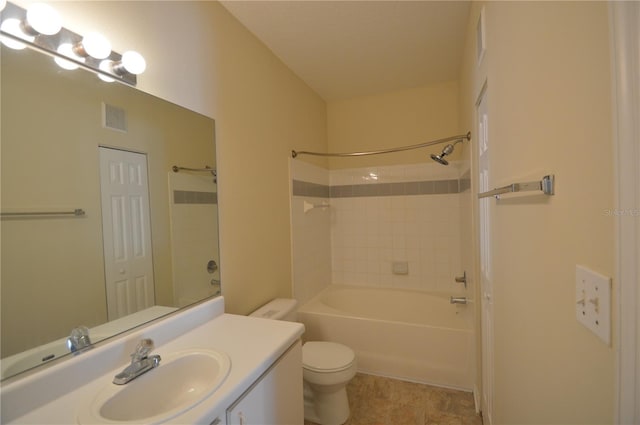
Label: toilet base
xmin=303 ymin=381 xmax=350 ymax=425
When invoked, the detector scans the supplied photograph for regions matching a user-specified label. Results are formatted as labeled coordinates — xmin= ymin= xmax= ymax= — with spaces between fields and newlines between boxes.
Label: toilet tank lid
xmin=249 ymin=298 xmax=298 ymax=319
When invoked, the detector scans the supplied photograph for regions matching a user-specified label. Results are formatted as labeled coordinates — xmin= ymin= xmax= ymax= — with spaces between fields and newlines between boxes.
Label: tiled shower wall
xmin=291 ymin=160 xmax=469 ymax=302
xmin=290 ymin=160 xmax=332 ymax=305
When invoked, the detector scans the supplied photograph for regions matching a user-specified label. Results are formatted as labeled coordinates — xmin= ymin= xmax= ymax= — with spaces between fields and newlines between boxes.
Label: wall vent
xmin=102 ymin=103 xmax=127 ymax=132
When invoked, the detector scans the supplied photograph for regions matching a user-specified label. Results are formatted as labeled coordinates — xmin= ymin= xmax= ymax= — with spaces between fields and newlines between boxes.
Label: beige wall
xmin=327 ymin=82 xmax=461 ymax=170
xmin=461 ymin=2 xmax=615 ymax=423
xmin=10 ymin=1 xmax=328 ymax=315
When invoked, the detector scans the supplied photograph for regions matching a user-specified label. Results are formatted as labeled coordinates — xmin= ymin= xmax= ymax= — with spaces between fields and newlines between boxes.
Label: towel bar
xmin=0 ymin=208 xmax=86 ymax=217
xmin=478 ymin=175 xmax=554 ymax=199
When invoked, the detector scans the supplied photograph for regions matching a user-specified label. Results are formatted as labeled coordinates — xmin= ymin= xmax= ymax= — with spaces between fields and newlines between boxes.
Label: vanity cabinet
xmin=226 ymin=340 xmax=303 ymax=425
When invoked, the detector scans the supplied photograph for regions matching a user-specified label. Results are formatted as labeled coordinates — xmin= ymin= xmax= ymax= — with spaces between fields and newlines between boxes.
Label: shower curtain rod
xmin=291 ymin=132 xmax=471 ymax=158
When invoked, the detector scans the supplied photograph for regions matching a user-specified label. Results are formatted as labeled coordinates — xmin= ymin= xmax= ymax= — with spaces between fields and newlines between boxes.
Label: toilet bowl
xmin=250 ymin=299 xmax=357 ymax=425
xmin=302 ymin=341 xmax=356 ymax=425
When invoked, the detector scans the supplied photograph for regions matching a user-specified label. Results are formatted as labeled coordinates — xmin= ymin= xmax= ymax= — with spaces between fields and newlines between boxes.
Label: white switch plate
xmin=576 ymin=265 xmax=611 ymax=345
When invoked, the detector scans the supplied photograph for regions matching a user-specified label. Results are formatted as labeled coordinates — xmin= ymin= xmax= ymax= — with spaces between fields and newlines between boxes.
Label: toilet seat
xmin=302 ymin=341 xmax=355 ymax=373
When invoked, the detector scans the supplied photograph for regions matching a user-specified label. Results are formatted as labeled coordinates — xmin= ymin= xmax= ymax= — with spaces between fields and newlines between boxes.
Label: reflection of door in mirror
xmin=168 ymin=173 xmax=220 ymax=307
xmin=99 ymin=147 xmax=155 ymax=320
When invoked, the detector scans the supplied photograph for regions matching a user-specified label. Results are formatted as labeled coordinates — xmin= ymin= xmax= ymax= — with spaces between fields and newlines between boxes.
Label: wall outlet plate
xmin=576 ymin=265 xmax=611 ymax=345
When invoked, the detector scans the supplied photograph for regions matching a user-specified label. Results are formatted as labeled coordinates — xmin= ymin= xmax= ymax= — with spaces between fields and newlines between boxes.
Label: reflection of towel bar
xmin=478 ymin=175 xmax=555 ymax=199
xmin=0 ymin=209 xmax=86 ymax=217
xmin=172 ymin=165 xmax=217 ymax=183
xmin=172 ymin=165 xmax=216 ymax=175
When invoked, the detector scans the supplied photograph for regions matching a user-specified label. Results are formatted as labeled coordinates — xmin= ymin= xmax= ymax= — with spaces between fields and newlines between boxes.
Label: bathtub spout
xmin=450 ymin=296 xmax=467 ymax=305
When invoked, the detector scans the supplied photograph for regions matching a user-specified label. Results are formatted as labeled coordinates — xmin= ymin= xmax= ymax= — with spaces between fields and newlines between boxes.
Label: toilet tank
xmin=249 ymin=298 xmax=298 ymax=321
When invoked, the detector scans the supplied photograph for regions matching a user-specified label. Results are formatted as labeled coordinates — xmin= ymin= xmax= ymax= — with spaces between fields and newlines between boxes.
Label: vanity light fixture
xmin=0 ymin=2 xmax=59 ymax=50
xmin=0 ymin=1 xmax=145 ymax=86
xmin=73 ymin=32 xmax=111 ymax=60
xmin=98 ymin=50 xmax=146 ymax=82
xmin=55 ymin=43 xmax=84 ymax=70
xmin=116 ymin=51 xmax=147 ymax=75
xmin=0 ymin=18 xmax=30 ymax=49
xmin=24 ymin=2 xmax=61 ymax=36
xmin=97 ymin=60 xmax=115 ymax=83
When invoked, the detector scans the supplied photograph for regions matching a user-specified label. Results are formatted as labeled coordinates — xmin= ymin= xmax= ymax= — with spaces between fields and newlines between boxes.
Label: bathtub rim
xmin=297 ymin=283 xmax=472 ymax=332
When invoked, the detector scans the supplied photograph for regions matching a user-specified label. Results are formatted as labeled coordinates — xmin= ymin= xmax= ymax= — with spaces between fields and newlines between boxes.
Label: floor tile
xmin=305 ymin=373 xmax=483 ymax=425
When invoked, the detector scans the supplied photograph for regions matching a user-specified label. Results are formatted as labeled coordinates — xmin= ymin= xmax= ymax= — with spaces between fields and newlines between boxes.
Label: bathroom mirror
xmin=0 ymin=44 xmax=220 ymax=380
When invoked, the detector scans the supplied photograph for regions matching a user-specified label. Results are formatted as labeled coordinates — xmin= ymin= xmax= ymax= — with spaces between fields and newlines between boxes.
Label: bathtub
xmin=297 ymin=284 xmax=474 ymax=390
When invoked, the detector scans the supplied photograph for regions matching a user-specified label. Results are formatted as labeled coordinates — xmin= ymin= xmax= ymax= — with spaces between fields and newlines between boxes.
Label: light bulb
xmin=0 ymin=18 xmax=33 ymax=50
xmin=121 ymin=51 xmax=146 ymax=75
xmin=79 ymin=32 xmax=111 ymax=59
xmin=98 ymin=60 xmax=115 ymax=82
xmin=55 ymin=43 xmax=84 ymax=70
xmin=26 ymin=3 xmax=62 ymax=35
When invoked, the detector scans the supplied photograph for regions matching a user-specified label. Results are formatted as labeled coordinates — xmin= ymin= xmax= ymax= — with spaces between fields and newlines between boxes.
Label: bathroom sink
xmin=78 ymin=349 xmax=231 ymax=424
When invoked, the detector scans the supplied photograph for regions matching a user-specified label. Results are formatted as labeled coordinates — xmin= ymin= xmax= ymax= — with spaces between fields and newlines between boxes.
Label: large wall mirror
xmin=1 ymin=43 xmax=220 ymax=380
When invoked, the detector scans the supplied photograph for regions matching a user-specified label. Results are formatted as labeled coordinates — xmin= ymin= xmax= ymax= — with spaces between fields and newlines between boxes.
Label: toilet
xmin=250 ymin=298 xmax=357 ymax=425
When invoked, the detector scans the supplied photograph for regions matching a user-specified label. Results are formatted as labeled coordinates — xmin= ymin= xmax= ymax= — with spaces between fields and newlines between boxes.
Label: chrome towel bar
xmin=478 ymin=175 xmax=555 ymax=199
xmin=172 ymin=165 xmax=216 ymax=176
xmin=171 ymin=165 xmax=217 ymax=183
xmin=0 ymin=208 xmax=86 ymax=217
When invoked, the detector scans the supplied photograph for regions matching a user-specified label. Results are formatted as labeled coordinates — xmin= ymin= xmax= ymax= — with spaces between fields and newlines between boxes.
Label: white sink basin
xmin=78 ymin=349 xmax=231 ymax=424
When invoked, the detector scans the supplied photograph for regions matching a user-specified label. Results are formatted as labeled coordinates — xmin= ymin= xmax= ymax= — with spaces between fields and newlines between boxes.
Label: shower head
xmin=430 ymin=143 xmax=456 ymax=166
xmin=430 ymin=153 xmax=450 ymax=166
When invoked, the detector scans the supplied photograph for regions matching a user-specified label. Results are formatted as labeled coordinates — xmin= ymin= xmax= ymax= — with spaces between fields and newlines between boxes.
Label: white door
xmin=477 ymin=86 xmax=494 ymax=424
xmin=99 ymin=147 xmax=155 ymax=320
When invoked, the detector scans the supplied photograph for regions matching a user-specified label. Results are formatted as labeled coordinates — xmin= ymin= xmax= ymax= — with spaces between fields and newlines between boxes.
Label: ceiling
xmin=220 ymin=1 xmax=471 ymax=101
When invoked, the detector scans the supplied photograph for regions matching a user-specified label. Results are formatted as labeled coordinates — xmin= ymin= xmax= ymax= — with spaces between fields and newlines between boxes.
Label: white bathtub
xmin=297 ymin=284 xmax=474 ymax=390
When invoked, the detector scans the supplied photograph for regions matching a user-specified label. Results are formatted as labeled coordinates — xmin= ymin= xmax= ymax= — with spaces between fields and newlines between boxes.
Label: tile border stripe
xmin=292 ymin=178 xmax=462 ymax=198
xmin=173 ymin=190 xmax=218 ymax=204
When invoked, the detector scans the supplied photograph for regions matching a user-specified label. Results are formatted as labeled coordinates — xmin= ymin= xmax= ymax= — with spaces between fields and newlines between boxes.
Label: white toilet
xmin=250 ymin=298 xmax=357 ymax=425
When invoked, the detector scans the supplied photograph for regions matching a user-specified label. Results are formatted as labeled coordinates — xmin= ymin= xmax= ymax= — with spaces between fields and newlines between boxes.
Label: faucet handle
xmin=67 ymin=326 xmax=92 ymax=353
xmin=131 ymin=338 xmax=154 ymax=362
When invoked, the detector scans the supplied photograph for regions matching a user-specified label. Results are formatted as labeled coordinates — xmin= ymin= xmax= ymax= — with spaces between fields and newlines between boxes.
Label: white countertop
xmin=0 ymin=297 xmax=305 ymax=424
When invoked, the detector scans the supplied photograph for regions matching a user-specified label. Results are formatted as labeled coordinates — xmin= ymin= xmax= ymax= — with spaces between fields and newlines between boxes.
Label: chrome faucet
xmin=113 ymin=339 xmax=161 ymax=385
xmin=450 ymin=296 xmax=468 ymax=305
xmin=67 ymin=326 xmax=92 ymax=354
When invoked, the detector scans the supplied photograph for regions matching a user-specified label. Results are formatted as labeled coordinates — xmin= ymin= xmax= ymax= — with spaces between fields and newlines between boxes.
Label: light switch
xmin=576 ymin=265 xmax=611 ymax=345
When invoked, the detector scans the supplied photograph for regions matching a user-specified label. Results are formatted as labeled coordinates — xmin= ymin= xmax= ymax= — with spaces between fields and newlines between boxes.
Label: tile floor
xmin=305 ymin=373 xmax=483 ymax=425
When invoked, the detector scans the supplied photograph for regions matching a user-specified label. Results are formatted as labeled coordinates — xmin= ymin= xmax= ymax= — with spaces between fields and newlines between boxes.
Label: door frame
xmin=475 ymin=80 xmax=493 ymax=424
xmin=610 ymin=1 xmax=640 ymax=423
